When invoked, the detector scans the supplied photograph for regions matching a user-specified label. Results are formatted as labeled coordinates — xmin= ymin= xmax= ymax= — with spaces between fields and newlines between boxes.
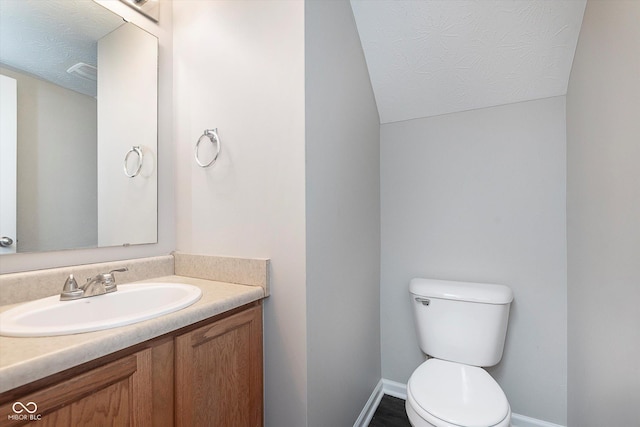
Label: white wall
xmin=97 ymin=22 xmax=157 ymax=247
xmin=172 ymin=2 xmax=307 ymax=426
xmin=305 ymin=1 xmax=380 ymax=426
xmin=0 ymin=0 xmax=174 ymax=274
xmin=566 ymin=1 xmax=640 ymax=426
xmin=0 ymin=66 xmax=97 ymax=253
xmin=380 ymin=97 xmax=568 ymax=424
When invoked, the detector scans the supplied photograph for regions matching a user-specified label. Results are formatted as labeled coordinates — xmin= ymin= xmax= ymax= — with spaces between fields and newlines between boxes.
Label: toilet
xmin=406 ymin=278 xmax=514 ymax=427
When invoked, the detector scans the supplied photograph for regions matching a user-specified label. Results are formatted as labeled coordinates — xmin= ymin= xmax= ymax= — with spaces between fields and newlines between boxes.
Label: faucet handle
xmin=103 ymin=267 xmax=128 ymax=292
xmin=105 ymin=267 xmax=128 ymax=282
xmin=63 ymin=274 xmax=79 ymax=291
xmin=60 ymin=274 xmax=83 ymax=301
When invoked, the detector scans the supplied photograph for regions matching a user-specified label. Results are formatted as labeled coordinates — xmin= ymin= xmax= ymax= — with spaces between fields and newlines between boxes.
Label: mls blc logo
xmin=8 ymin=401 xmax=41 ymax=421
xmin=12 ymin=401 xmax=37 ymax=413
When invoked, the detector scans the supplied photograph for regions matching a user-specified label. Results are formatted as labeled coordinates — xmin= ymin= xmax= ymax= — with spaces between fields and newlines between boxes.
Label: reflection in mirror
xmin=119 ymin=0 xmax=160 ymax=23
xmin=0 ymin=0 xmax=158 ymax=255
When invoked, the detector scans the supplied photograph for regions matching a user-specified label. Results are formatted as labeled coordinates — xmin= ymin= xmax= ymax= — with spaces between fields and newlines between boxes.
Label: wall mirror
xmin=0 ymin=0 xmax=158 ymax=255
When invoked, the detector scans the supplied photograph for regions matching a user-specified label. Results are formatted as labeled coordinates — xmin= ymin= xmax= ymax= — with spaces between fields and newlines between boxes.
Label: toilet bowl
xmin=407 ymin=278 xmax=514 ymax=427
xmin=405 ymin=359 xmax=511 ymax=427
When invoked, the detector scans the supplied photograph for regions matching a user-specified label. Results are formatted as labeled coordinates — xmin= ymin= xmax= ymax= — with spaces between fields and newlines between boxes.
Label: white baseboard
xmin=381 ymin=378 xmax=407 ymax=400
xmin=352 ymin=378 xmax=566 ymax=427
xmin=353 ymin=379 xmax=384 ymax=427
xmin=510 ymin=413 xmax=566 ymax=427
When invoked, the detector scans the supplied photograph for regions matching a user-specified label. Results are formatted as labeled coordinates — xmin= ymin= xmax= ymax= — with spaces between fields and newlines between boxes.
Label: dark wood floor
xmin=368 ymin=395 xmax=412 ymax=427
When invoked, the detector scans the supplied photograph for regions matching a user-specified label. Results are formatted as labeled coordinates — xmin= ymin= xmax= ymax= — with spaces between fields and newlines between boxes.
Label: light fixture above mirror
xmin=119 ymin=0 xmax=159 ymax=22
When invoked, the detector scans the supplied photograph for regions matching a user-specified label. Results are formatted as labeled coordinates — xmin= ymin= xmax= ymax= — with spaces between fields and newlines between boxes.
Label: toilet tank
xmin=409 ymin=278 xmax=513 ymax=367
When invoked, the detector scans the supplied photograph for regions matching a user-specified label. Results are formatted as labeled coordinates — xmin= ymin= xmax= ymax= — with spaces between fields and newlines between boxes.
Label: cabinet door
xmin=175 ymin=305 xmax=263 ymax=427
xmin=0 ymin=348 xmax=152 ymax=427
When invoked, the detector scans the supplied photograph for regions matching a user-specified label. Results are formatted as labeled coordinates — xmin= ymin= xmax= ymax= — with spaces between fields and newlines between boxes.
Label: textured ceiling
xmin=0 ymin=0 xmax=124 ymax=97
xmin=350 ymin=0 xmax=587 ymax=124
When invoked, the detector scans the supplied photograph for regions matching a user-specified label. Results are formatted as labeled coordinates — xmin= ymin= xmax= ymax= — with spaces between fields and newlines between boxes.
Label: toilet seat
xmin=406 ymin=359 xmax=510 ymax=427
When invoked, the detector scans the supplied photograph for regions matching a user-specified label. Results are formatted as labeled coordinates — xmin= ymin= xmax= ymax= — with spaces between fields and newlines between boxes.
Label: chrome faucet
xmin=60 ymin=268 xmax=128 ymax=301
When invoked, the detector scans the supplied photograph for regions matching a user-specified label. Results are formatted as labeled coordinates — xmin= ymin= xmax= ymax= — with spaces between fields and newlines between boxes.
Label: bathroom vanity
xmin=0 ymin=254 xmax=269 ymax=426
xmin=0 ymin=302 xmax=262 ymax=427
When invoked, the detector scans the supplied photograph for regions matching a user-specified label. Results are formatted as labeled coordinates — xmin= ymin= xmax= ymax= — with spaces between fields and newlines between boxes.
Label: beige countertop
xmin=0 ymin=275 xmax=264 ymax=393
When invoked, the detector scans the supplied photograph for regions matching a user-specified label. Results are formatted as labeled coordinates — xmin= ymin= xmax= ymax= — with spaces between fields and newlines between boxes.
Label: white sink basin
xmin=0 ymin=283 xmax=202 ymax=337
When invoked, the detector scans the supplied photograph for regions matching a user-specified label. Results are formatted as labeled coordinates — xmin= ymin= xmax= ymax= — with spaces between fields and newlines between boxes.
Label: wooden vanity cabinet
xmin=0 ymin=302 xmax=263 ymax=427
xmin=175 ymin=304 xmax=263 ymax=427
xmin=0 ymin=348 xmax=155 ymax=427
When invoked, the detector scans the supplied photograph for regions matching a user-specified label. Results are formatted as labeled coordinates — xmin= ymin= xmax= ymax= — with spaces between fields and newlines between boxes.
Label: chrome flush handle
xmin=415 ymin=297 xmax=430 ymax=306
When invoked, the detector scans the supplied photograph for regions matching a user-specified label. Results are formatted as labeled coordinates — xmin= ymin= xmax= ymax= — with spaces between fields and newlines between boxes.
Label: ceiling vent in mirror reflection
xmin=66 ymin=62 xmax=97 ymax=81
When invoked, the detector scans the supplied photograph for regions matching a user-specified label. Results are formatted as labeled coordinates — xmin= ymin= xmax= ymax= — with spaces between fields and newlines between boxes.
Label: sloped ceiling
xmin=0 ymin=0 xmax=123 ymax=97
xmin=350 ymin=0 xmax=587 ymax=124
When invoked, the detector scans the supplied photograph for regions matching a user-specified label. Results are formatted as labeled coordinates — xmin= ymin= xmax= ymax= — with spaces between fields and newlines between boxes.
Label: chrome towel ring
xmin=195 ymin=128 xmax=221 ymax=168
xmin=124 ymin=146 xmax=144 ymax=178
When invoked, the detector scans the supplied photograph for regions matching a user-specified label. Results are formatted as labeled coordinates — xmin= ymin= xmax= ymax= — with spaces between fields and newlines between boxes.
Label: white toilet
xmin=406 ymin=278 xmax=514 ymax=427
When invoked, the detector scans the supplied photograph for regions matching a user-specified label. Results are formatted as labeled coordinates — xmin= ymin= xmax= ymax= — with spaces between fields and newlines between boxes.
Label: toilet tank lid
xmin=409 ymin=278 xmax=513 ymax=304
